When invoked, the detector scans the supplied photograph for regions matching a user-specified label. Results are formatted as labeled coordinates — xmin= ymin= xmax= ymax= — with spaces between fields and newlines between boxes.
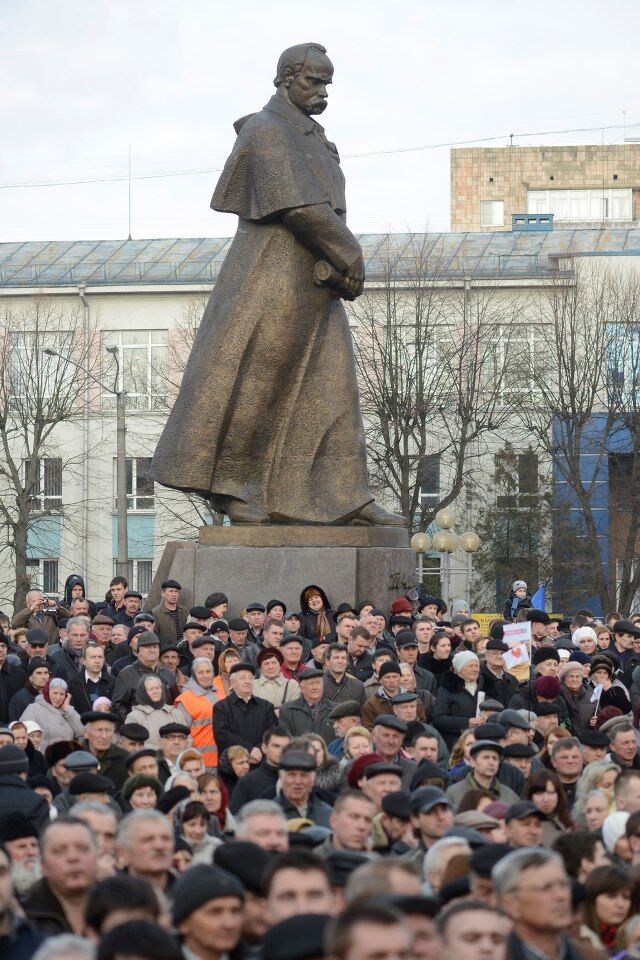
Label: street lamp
xmin=43 ymin=345 xmax=128 ymax=578
xmin=410 ymin=531 xmax=431 ymax=587
xmin=411 ymin=506 xmax=482 ymax=604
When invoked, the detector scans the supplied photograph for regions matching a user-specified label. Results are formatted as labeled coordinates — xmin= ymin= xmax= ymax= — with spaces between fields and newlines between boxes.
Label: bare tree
xmin=349 ymin=235 xmax=519 ymax=530
xmin=520 ymin=261 xmax=640 ymax=614
xmin=0 ymin=296 xmax=99 ymax=608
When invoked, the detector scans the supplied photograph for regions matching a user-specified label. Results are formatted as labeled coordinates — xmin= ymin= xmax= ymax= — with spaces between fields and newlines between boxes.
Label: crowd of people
xmin=3 ymin=572 xmax=640 ymax=960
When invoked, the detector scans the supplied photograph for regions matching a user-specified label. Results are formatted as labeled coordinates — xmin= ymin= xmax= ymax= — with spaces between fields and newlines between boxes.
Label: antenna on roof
xmin=127 ymin=144 xmax=132 ymax=241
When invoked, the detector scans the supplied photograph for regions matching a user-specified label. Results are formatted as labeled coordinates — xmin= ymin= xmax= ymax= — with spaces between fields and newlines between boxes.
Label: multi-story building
xmin=1 ymin=226 xmax=640 ymax=613
xmin=451 ymin=143 xmax=640 ymax=233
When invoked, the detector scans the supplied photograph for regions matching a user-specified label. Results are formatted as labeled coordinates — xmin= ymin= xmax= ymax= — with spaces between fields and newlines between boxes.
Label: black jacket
xmin=78 ymin=738 xmax=129 ymax=791
xmin=479 ymin=665 xmax=519 ymax=707
xmin=298 ymin=584 xmax=335 ymax=641
xmin=228 ymin=760 xmax=280 ymax=813
xmin=0 ymin=913 xmax=44 ymax=960
xmin=23 ymin=879 xmax=72 ymax=936
xmin=508 ymin=680 xmax=570 ymax=725
xmin=347 ymin=652 xmax=374 ymax=682
xmin=67 ymin=670 xmax=115 ymax=714
xmin=506 ymin=932 xmax=586 ymax=960
xmin=213 ymin=692 xmax=277 ymax=754
xmin=417 ymin=654 xmax=453 ymax=685
xmin=0 ymin=662 xmax=26 ymax=723
xmin=0 ymin=774 xmax=49 ymax=829
xmin=8 ymin=685 xmax=38 ymax=722
xmin=502 ymin=591 xmax=533 ymax=622
xmin=433 ymin=672 xmax=488 ymax=748
xmin=277 ymin=790 xmax=333 ymax=828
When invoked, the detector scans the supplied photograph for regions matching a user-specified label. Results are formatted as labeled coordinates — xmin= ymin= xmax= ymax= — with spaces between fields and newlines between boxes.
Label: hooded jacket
xmin=298 ymin=584 xmax=335 ymax=641
xmin=20 ymin=694 xmax=84 ymax=751
xmin=62 ymin=573 xmax=97 ymax=618
xmin=125 ymin=677 xmax=186 ymax=748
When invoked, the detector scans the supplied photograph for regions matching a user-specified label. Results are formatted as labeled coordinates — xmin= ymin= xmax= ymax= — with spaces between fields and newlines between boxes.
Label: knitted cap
xmin=0 ymin=744 xmax=28 ymax=775
xmin=172 ymin=864 xmax=244 ymax=925
xmin=452 ymin=650 xmax=479 ymax=674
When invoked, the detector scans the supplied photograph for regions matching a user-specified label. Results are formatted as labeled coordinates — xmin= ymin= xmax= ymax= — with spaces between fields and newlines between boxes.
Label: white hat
xmin=21 ymin=720 xmax=43 ymax=735
xmin=452 ymin=650 xmax=479 ymax=675
xmin=602 ymin=811 xmax=629 ymax=854
xmin=573 ymin=626 xmax=598 ymax=647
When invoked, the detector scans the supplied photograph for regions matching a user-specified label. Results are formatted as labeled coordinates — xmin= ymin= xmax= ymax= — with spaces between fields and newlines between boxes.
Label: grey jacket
xmin=20 ymin=695 xmax=85 ymax=751
xmin=278 ymin=696 xmax=335 ymax=743
xmin=150 ymin=602 xmax=188 ymax=647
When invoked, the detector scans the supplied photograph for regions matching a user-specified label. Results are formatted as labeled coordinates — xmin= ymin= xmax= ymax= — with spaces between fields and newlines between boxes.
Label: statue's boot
xmin=223 ymin=498 xmax=270 ymax=524
xmin=349 ymin=502 xmax=407 ymax=526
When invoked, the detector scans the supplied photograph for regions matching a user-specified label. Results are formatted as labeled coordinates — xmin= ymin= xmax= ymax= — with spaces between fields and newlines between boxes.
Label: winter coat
xmin=0 ymin=913 xmax=44 ymax=960
xmin=125 ymin=701 xmax=187 ymax=749
xmin=541 ymin=815 xmax=567 ymax=848
xmin=253 ymin=674 xmax=300 ymax=709
xmin=213 ymin=692 xmax=277 ymax=754
xmin=416 ymin=654 xmax=453 ymax=685
xmin=314 ymin=757 xmax=346 ymax=802
xmin=502 ymin=591 xmax=533 ymax=623
xmin=8 ymin=684 xmax=38 ymax=722
xmin=77 ymin=737 xmax=129 ymax=791
xmin=361 ymin=690 xmax=428 ymax=730
xmin=446 ymin=771 xmax=519 ymax=807
xmin=433 ymin=672 xmax=489 ymax=748
xmin=150 ymin=601 xmax=188 ymax=648
xmin=23 ymin=879 xmax=74 ymax=936
xmin=347 ymin=651 xmax=374 ymax=683
xmin=508 ymin=680 xmax=571 ymax=726
xmin=67 ymin=670 xmax=115 ymax=714
xmin=0 ymin=773 xmax=49 ymax=829
xmin=562 ymin=685 xmax=595 ymax=735
xmin=47 ymin=644 xmax=82 ymax=684
xmin=111 ymin=661 xmax=177 ymax=722
xmin=11 ymin=605 xmax=70 ymax=644
xmin=322 ymin=672 xmax=366 ymax=705
xmin=479 ymin=665 xmax=519 ymax=707
xmin=0 ymin=661 xmax=26 ymax=723
xmin=298 ymin=584 xmax=335 ymax=641
xmin=20 ymin=695 xmax=84 ymax=751
xmin=63 ymin=573 xmax=97 ymax=618
xmin=278 ymin=695 xmax=335 ymax=743
xmin=277 ymin=789 xmax=333 ymax=828
xmin=228 ymin=760 xmax=280 ymax=813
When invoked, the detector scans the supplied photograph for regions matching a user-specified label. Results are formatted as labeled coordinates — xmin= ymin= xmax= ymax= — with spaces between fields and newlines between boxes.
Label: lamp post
xmin=43 ymin=344 xmax=128 ymax=578
xmin=411 ymin=509 xmax=481 ymax=603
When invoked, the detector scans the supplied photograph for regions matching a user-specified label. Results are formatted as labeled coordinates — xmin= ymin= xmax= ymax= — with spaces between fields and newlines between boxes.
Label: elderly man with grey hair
xmin=422 ymin=836 xmax=471 ymax=894
xmin=492 ymin=847 xmax=582 ymax=960
xmin=116 ymin=809 xmax=174 ymax=894
xmin=47 ymin=616 xmax=91 ymax=682
xmin=234 ymin=799 xmax=289 ymax=852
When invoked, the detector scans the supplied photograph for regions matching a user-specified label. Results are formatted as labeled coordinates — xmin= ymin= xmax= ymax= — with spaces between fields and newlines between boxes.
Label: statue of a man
xmin=151 ymin=42 xmax=403 ymax=526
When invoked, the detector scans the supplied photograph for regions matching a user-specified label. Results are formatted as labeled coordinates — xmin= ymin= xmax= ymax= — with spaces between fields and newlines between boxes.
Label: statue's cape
xmin=211 ymin=95 xmax=346 ymax=220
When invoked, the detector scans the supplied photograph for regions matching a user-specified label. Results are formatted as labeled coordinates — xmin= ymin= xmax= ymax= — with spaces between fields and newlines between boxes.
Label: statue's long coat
xmin=151 ymin=95 xmax=373 ymax=523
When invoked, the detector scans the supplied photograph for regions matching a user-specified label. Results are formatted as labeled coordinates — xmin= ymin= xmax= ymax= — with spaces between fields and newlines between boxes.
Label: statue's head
xmin=274 ymin=42 xmax=333 ymax=116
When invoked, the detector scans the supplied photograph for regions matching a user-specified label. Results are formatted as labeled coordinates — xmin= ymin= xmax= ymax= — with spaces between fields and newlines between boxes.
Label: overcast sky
xmin=1 ymin=0 xmax=639 ymax=242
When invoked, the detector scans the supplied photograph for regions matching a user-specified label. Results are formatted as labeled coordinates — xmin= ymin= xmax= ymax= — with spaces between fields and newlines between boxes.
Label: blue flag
xmin=531 ymin=585 xmax=546 ymax=610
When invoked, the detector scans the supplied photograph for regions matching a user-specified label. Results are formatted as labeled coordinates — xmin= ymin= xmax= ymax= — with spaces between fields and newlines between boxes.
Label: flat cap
xmin=469 ymin=842 xmax=513 ymax=877
xmin=381 ymin=790 xmax=411 ymax=820
xmin=205 ymin=592 xmax=229 ymax=608
xmin=134 ymin=611 xmax=155 ymax=623
xmin=498 ymin=709 xmax=532 ymax=731
xmin=159 ymin=722 xmax=191 ymax=737
xmin=26 ymin=628 xmax=49 ymax=646
xmin=279 ymin=750 xmax=316 ymax=772
xmin=228 ymin=618 xmax=249 ymax=631
xmin=257 ymin=647 xmax=283 ymax=666
xmin=262 ymin=914 xmax=331 ymax=960
xmin=578 ymin=729 xmax=610 ymax=747
xmin=329 ymin=700 xmax=361 ymax=719
xmin=298 ymin=667 xmax=324 ymax=681
xmin=183 ymin=621 xmax=206 ymax=634
xmin=62 ymin=749 xmax=99 ymax=771
xmin=213 ymin=840 xmax=272 ymax=895
xmin=362 ymin=762 xmax=403 ymax=781
xmin=325 ymin=849 xmax=373 ymax=886
xmin=91 ymin=613 xmax=115 ymax=626
xmin=486 ymin=638 xmax=509 ymax=651
xmin=190 ymin=605 xmax=213 ymax=619
xmin=469 ymin=739 xmax=503 ymax=757
xmin=613 ymin=619 xmax=640 ymax=637
xmin=123 ymin=591 xmax=142 ymax=600
xmin=409 ymin=761 xmax=449 ymax=791
xmin=136 ymin=631 xmax=161 ymax=648
xmin=373 ymin=714 xmax=407 ymax=733
xmin=473 ymin=722 xmax=507 ymax=741
xmin=172 ymin=865 xmax=244 ymax=926
xmin=161 ymin=579 xmax=181 ymax=590
xmin=245 ymin=603 xmax=266 ymax=613
xmin=453 ymin=810 xmax=500 ymax=831
xmin=192 ymin=636 xmax=216 ymax=650
xmin=391 ymin=692 xmax=418 ymax=705
xmin=80 ymin=711 xmax=119 ymax=726
xmin=124 ymin=747 xmax=157 ymax=769
xmin=118 ymin=723 xmax=149 ymax=743
xmin=505 ymin=800 xmax=544 ymax=823
xmin=229 ymin=661 xmax=256 ymax=676
xmin=280 ymin=634 xmax=305 ymax=649
xmin=69 ymin=772 xmax=112 ymax=796
xmin=503 ymin=743 xmax=535 ymax=758
xmin=410 ymin=786 xmax=452 ymax=815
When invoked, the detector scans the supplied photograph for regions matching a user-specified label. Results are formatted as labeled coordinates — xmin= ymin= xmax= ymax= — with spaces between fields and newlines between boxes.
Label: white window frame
xmin=26 ymin=558 xmax=60 ymax=597
xmin=9 ymin=331 xmax=74 ymax=406
xmin=24 ymin=457 xmax=63 ymax=512
xmin=101 ymin=330 xmax=168 ymax=411
xmin=113 ymin=558 xmax=153 ymax=596
xmin=527 ymin=188 xmax=632 ymax=222
xmin=480 ymin=200 xmax=504 ymax=227
xmin=488 ymin=324 xmax=545 ymax=402
xmin=113 ymin=457 xmax=155 ymax=511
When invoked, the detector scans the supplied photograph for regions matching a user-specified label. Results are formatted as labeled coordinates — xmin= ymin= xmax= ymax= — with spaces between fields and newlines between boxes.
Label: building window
xmin=527 ymin=188 xmax=632 ymax=222
xmin=480 ymin=200 xmax=504 ymax=227
xmin=114 ymin=457 xmax=154 ymax=511
xmin=418 ymin=455 xmax=441 ymax=510
xmin=26 ymin=558 xmax=59 ymax=596
xmin=102 ymin=330 xmax=168 ymax=411
xmin=113 ymin=559 xmax=153 ymax=595
xmin=9 ymin=332 xmax=74 ymax=407
xmin=495 ymin=449 xmax=539 ymax=509
xmin=24 ymin=458 xmax=63 ymax=512
xmin=486 ymin=324 xmax=545 ymax=401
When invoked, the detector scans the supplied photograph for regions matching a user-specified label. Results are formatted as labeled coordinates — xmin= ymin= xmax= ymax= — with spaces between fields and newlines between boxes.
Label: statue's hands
xmin=341 ymin=252 xmax=365 ymax=299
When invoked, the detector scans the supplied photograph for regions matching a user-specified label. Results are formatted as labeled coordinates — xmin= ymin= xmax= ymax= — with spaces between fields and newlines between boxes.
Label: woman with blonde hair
xmin=448 ymin=728 xmax=475 ymax=774
xmin=341 ymin=726 xmax=372 ymax=763
xmin=573 ymin=760 xmax=620 ymax=825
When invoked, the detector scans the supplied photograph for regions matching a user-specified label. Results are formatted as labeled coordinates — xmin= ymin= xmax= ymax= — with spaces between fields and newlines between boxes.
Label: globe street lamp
xmin=43 ymin=344 xmax=129 ymax=578
xmin=410 ymin=531 xmax=431 ymax=587
xmin=411 ymin=510 xmax=482 ymax=604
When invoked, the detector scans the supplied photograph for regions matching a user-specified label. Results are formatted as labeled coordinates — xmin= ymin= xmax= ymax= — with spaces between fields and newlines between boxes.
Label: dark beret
xmin=280 ymin=634 xmax=305 ymax=649
xmin=80 ymin=711 xmax=119 ymax=726
xmin=91 ymin=613 xmax=115 ymax=626
xmin=26 ymin=628 xmax=49 ymax=646
xmin=362 ymin=762 xmax=403 ymax=780
xmin=503 ymin=743 xmax=535 ymax=758
xmin=228 ymin=618 xmax=249 ymax=631
xmin=190 ymin=606 xmax=213 ymax=619
xmin=68 ymin=772 xmax=113 ymax=796
xmin=156 ymin=785 xmax=191 ymax=814
xmin=325 ymin=849 xmax=373 ymax=886
xmin=159 ymin=722 xmax=191 ymax=737
xmin=486 ymin=638 xmax=509 ymax=651
xmin=118 ymin=723 xmax=149 ymax=743
xmin=245 ymin=603 xmax=266 ymax=613
xmin=373 ymin=714 xmax=407 ymax=733
xmin=123 ymin=591 xmax=143 ymax=600
xmin=213 ymin=840 xmax=272 ymax=895
xmin=381 ymin=790 xmax=412 ymax=820
xmin=184 ymin=621 xmax=207 ymax=634
xmin=229 ymin=662 xmax=256 ymax=676
xmin=162 ymin=579 xmax=182 ymax=590
xmin=578 ymin=730 xmax=610 ymax=747
xmin=470 ymin=842 xmax=513 ymax=877
xmin=391 ymin=692 xmax=418 ymax=705
xmin=124 ymin=748 xmax=158 ymax=770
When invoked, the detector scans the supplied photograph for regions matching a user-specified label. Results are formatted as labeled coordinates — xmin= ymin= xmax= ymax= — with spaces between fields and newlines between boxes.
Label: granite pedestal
xmin=148 ymin=526 xmax=416 ymax=615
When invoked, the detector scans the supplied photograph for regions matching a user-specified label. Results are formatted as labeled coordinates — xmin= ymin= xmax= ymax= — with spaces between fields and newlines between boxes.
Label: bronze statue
xmin=151 ymin=42 xmax=403 ymax=526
